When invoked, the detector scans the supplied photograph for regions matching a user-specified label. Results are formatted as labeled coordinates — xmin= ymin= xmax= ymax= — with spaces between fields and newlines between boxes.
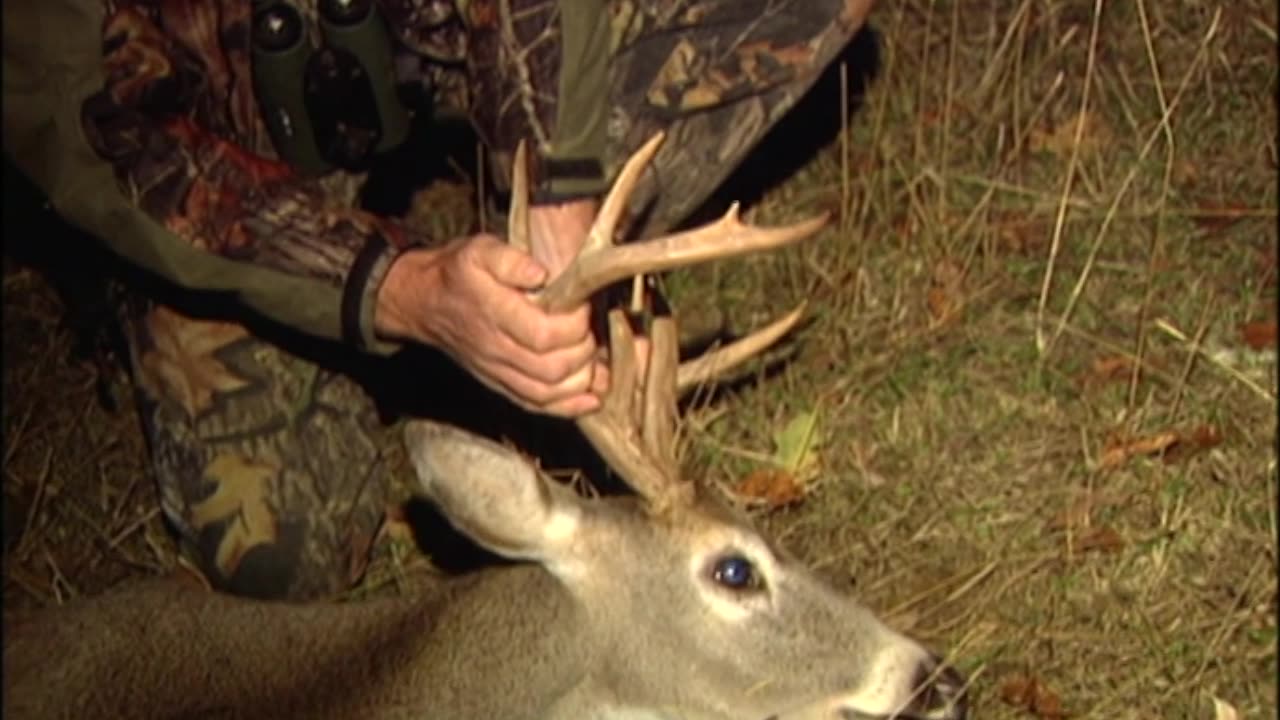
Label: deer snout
xmin=827 ymin=651 xmax=968 ymax=720
xmin=889 ymin=655 xmax=968 ymax=720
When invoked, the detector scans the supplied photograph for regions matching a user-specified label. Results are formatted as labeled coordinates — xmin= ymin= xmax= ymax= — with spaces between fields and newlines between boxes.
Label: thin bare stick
xmin=1034 ymin=0 xmax=1103 ymax=355
xmin=1041 ymin=8 xmax=1221 ymax=360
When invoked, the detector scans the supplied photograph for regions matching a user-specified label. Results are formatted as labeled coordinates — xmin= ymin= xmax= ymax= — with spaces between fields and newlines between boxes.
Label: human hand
xmin=528 ymin=197 xmax=652 ymax=386
xmin=374 ymin=233 xmax=605 ymax=417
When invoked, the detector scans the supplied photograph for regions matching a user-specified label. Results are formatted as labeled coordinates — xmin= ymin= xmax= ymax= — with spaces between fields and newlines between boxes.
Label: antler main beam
xmin=507 ymin=131 xmax=828 ymax=511
xmin=526 ymin=132 xmax=829 ymax=312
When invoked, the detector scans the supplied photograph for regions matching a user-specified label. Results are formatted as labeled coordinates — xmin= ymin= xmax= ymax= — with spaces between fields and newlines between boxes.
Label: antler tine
xmin=540 ymin=204 xmax=829 ymax=312
xmin=573 ymin=310 xmax=681 ymax=507
xmin=676 ymin=304 xmax=807 ymax=392
xmin=642 ymin=315 xmax=681 ymax=482
xmin=581 ymin=131 xmax=665 ymax=255
xmin=505 ymin=131 xmax=825 ymax=513
xmin=508 ymin=140 xmax=531 ymax=253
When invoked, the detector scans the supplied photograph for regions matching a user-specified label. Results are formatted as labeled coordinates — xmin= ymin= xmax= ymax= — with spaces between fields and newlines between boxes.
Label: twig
xmin=1127 ymin=0 xmax=1179 ymax=416
xmin=1039 ymin=8 xmax=1223 ymax=361
xmin=1035 ymin=0 xmax=1104 ymax=354
xmin=1154 ymin=317 xmax=1276 ymax=403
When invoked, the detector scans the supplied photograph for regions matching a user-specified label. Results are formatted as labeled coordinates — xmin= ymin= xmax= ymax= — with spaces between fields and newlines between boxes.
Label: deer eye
xmin=711 ymin=555 xmax=763 ymax=592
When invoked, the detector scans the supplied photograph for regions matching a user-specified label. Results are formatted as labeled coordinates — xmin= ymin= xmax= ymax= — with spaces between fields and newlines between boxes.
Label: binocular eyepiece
xmin=251 ymin=0 xmax=412 ymax=175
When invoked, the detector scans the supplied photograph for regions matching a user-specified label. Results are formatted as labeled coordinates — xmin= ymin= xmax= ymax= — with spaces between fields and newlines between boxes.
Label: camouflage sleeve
xmin=2 ymin=0 xmax=420 ymax=356
xmin=460 ymin=0 xmax=612 ymax=203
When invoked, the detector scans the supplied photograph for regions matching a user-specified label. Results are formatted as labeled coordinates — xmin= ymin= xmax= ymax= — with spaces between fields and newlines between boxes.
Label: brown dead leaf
xmin=1100 ymin=425 xmax=1225 ymax=469
xmin=1099 ymin=431 xmax=1180 ymax=469
xmin=1073 ymin=526 xmax=1126 ymax=554
xmin=1046 ymin=493 xmax=1123 ymax=531
xmin=735 ymin=468 xmax=806 ymax=509
xmin=1029 ymin=110 xmax=1111 ymax=161
xmin=1189 ymin=203 xmax=1250 ymax=234
xmin=1080 ymin=355 xmax=1137 ymax=388
xmin=1240 ymin=320 xmax=1277 ymax=350
xmin=926 ymin=259 xmax=966 ymax=325
xmin=999 ymin=673 xmax=1065 ymax=719
xmin=1173 ymin=159 xmax=1200 ymax=186
xmin=1161 ymin=424 xmax=1225 ymax=465
xmin=994 ymin=215 xmax=1047 ymax=255
xmin=1257 ymin=244 xmax=1277 ymax=287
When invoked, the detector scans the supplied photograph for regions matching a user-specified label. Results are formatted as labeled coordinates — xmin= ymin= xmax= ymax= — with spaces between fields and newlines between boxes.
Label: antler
xmin=508 ymin=131 xmax=828 ymax=512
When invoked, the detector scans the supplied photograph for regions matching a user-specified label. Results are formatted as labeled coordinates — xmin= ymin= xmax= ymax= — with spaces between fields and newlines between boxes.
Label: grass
xmin=4 ymin=1 xmax=1277 ymax=718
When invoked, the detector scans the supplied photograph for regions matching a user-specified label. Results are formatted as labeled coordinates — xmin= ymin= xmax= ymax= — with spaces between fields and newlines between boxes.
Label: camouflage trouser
xmin=124 ymin=0 xmax=870 ymax=602
xmin=122 ymin=301 xmax=399 ymax=601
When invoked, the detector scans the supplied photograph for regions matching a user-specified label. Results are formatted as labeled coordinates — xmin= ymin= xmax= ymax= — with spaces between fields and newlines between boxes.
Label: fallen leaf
xmin=1162 ymin=424 xmax=1225 ymax=465
xmin=1029 ymin=109 xmax=1111 ymax=161
xmin=1082 ymin=355 xmax=1137 ymax=387
xmin=1100 ymin=425 xmax=1225 ymax=469
xmin=1211 ymin=696 xmax=1240 ymax=720
xmin=734 ymin=410 xmax=825 ymax=509
xmin=1240 ymin=320 xmax=1277 ymax=350
xmin=999 ymin=673 xmax=1065 ymax=719
xmin=927 ymin=259 xmax=966 ymax=325
xmin=771 ymin=410 xmax=824 ymax=482
xmin=991 ymin=213 xmax=1046 ymax=254
xmin=1189 ymin=203 xmax=1250 ymax=234
xmin=735 ymin=468 xmax=806 ymax=509
xmin=1173 ymin=159 xmax=1200 ymax=186
xmin=1073 ymin=526 xmax=1125 ymax=554
xmin=1046 ymin=493 xmax=1123 ymax=531
xmin=1099 ymin=431 xmax=1180 ymax=469
xmin=1257 ymin=244 xmax=1277 ymax=287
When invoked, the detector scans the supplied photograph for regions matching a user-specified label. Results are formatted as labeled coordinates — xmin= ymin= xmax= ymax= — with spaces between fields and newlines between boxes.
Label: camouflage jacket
xmin=3 ymin=0 xmax=611 ymax=355
xmin=3 ymin=0 xmax=874 ymax=354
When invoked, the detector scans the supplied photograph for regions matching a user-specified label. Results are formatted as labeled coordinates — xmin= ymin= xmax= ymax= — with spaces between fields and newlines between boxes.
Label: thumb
xmin=485 ymin=241 xmax=549 ymax=290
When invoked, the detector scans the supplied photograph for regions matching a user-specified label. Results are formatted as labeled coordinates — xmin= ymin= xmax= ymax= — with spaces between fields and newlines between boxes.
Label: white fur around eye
xmin=690 ymin=553 xmax=775 ymax=622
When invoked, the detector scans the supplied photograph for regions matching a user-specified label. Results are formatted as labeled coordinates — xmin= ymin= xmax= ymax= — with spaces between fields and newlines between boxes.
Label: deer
xmin=2 ymin=132 xmax=969 ymax=720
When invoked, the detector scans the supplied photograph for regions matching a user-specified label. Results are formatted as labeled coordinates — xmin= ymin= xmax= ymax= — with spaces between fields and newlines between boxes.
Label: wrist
xmin=527 ymin=197 xmax=599 ymax=277
xmin=373 ymin=245 xmax=446 ymax=344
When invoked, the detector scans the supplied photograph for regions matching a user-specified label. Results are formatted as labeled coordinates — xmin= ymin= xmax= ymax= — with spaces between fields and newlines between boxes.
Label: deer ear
xmin=403 ymin=421 xmax=584 ymax=567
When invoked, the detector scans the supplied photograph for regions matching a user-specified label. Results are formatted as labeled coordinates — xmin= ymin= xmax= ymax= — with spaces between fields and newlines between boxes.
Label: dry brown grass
xmin=3 ymin=1 xmax=1276 ymax=718
xmin=667 ymin=1 xmax=1278 ymax=717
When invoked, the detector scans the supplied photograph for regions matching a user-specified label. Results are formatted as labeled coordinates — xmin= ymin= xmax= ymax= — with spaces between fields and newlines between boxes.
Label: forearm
xmin=3 ymin=0 xmax=420 ymax=354
xmin=466 ymin=0 xmax=611 ymax=204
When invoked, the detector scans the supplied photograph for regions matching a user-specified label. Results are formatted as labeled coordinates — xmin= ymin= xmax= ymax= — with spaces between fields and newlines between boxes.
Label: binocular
xmin=251 ymin=0 xmax=411 ymax=175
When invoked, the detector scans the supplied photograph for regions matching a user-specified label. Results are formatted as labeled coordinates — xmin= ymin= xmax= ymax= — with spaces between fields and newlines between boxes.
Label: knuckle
xmin=528 ymin=322 xmax=559 ymax=353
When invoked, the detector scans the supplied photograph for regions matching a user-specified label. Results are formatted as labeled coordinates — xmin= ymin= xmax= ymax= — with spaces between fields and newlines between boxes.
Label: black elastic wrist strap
xmin=530 ymin=155 xmax=606 ymax=204
xmin=341 ymin=232 xmax=391 ymax=348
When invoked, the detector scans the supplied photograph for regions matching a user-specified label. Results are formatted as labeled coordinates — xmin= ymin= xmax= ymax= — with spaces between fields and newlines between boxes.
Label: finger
xmin=589 ymin=359 xmax=610 ymax=395
xmin=475 ymin=235 xmax=548 ymax=290
xmin=512 ymin=333 xmax=598 ymax=385
xmin=499 ymin=299 xmax=594 ymax=354
xmin=541 ymin=392 xmax=602 ymax=419
xmin=482 ymin=358 xmax=600 ymax=416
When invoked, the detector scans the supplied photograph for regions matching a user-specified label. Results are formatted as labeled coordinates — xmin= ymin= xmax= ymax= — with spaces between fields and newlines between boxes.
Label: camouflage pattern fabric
xmin=469 ymin=0 xmax=876 ymax=236
xmin=122 ymin=301 xmax=397 ymax=600
xmin=73 ymin=0 xmax=872 ymax=601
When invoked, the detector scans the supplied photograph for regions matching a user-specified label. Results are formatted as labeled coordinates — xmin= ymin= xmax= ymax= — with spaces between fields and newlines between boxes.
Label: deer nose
xmin=901 ymin=655 xmax=968 ymax=720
